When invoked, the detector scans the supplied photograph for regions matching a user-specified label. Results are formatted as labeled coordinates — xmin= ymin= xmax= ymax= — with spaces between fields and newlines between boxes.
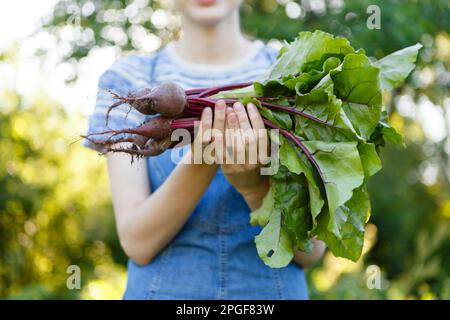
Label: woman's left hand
xmin=221 ymin=101 xmax=270 ymax=210
xmin=217 ymin=101 xmax=326 ymax=267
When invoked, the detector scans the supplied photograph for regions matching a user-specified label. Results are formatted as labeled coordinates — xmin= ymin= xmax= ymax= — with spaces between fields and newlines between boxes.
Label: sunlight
xmin=0 ymin=0 xmax=58 ymax=49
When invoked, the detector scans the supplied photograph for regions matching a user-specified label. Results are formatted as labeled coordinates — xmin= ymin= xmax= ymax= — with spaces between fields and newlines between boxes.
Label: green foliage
xmin=0 ymin=92 xmax=126 ymax=298
xmin=45 ymin=0 xmax=173 ymax=58
xmin=241 ymin=31 xmax=420 ymax=266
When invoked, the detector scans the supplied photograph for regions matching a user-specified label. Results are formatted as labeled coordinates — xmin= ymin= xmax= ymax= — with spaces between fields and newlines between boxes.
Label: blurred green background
xmin=0 ymin=0 xmax=449 ymax=299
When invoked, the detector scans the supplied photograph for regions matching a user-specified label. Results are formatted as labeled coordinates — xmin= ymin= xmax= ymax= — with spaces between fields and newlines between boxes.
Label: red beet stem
xmin=190 ymin=96 xmax=336 ymax=128
xmin=197 ymin=82 xmax=253 ymax=98
xmin=187 ymin=97 xmax=216 ymax=107
xmin=259 ymin=101 xmax=336 ymax=128
xmin=263 ymin=119 xmax=324 ymax=180
xmin=186 ymin=87 xmax=210 ymax=96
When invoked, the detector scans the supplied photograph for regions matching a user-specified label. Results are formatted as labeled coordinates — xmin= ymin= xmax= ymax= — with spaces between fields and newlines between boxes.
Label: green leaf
xmin=279 ymin=136 xmax=324 ymax=223
xmin=303 ymin=141 xmax=365 ymax=237
xmin=262 ymin=30 xmax=355 ymax=82
xmin=317 ymin=186 xmax=370 ymax=261
xmin=283 ymin=71 xmax=323 ymax=93
xmin=294 ymin=76 xmax=357 ymax=142
xmin=255 ymin=209 xmax=294 ymax=268
xmin=254 ymin=80 xmax=288 ymax=97
xmin=374 ymin=43 xmax=423 ymax=91
xmin=301 ymin=54 xmax=343 ymax=73
xmin=284 ymin=205 xmax=313 ymax=252
xmin=370 ymin=111 xmax=405 ymax=147
xmin=211 ymin=84 xmax=256 ymax=99
xmin=259 ymin=107 xmax=293 ymax=130
xmin=379 ymin=111 xmax=405 ymax=146
xmin=282 ymin=56 xmax=342 ymax=93
xmin=331 ymin=53 xmax=383 ymax=140
xmin=271 ymin=166 xmax=312 ymax=251
xmin=250 ymin=188 xmax=274 ymax=227
xmin=381 ymin=123 xmax=404 ymax=146
xmin=357 ymin=142 xmax=382 ymax=179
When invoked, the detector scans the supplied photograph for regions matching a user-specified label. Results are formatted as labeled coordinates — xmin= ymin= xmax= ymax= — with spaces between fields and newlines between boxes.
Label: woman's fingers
xmin=233 ymin=102 xmax=252 ymax=131
xmin=199 ymin=102 xmax=266 ymax=165
xmin=234 ymin=103 xmax=259 ymax=163
xmin=190 ymin=107 xmax=212 ymax=164
xmin=247 ymin=103 xmax=265 ymax=130
xmin=212 ymin=100 xmax=227 ymax=163
xmin=213 ymin=100 xmax=226 ymax=133
xmin=200 ymin=107 xmax=212 ymax=144
xmin=225 ymin=107 xmax=237 ymax=129
xmin=226 ymin=107 xmax=245 ymax=164
xmin=247 ymin=103 xmax=268 ymax=160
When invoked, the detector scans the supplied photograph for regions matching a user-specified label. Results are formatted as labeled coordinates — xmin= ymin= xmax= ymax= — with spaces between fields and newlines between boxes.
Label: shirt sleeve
xmin=82 ymin=56 xmax=150 ymax=153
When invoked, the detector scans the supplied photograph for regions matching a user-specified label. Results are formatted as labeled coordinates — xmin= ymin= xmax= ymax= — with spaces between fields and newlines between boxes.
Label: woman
xmin=84 ymin=0 xmax=325 ymax=299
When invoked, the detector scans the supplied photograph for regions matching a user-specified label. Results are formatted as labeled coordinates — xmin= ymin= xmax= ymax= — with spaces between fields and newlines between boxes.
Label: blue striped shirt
xmin=83 ymin=40 xmax=278 ymax=152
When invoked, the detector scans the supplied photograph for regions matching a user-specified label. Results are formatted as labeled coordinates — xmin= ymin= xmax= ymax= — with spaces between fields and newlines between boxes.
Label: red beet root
xmin=89 ymin=116 xmax=174 ymax=141
xmin=149 ymin=83 xmax=187 ymax=116
xmin=106 ymin=83 xmax=187 ymax=125
xmin=108 ymin=137 xmax=173 ymax=157
xmin=82 ymin=133 xmax=150 ymax=149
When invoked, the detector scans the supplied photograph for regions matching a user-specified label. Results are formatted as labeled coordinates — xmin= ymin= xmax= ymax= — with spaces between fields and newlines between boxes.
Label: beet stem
xmin=186 ymin=87 xmax=210 ymax=96
xmin=259 ymin=101 xmax=336 ymax=128
xmin=263 ymin=119 xmax=324 ymax=180
xmin=187 ymin=97 xmax=216 ymax=107
xmin=197 ymin=82 xmax=253 ymax=98
xmin=189 ymin=96 xmax=336 ymax=128
xmin=171 ymin=118 xmax=199 ymax=129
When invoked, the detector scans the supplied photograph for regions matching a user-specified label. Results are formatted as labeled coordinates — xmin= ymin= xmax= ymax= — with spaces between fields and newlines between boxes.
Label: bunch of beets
xmin=83 ymin=31 xmax=422 ymax=268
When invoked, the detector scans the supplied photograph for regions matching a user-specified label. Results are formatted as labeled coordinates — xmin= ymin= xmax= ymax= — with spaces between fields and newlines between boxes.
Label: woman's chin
xmin=185 ymin=10 xmax=232 ymax=26
xmin=193 ymin=0 xmax=218 ymax=6
xmin=188 ymin=13 xmax=228 ymax=26
xmin=176 ymin=0 xmax=241 ymax=26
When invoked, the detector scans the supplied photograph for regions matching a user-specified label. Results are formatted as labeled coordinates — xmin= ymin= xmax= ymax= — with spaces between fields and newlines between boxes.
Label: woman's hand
xmin=190 ymin=100 xmax=227 ymax=165
xmin=221 ymin=101 xmax=270 ymax=210
xmin=190 ymin=100 xmax=269 ymax=210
